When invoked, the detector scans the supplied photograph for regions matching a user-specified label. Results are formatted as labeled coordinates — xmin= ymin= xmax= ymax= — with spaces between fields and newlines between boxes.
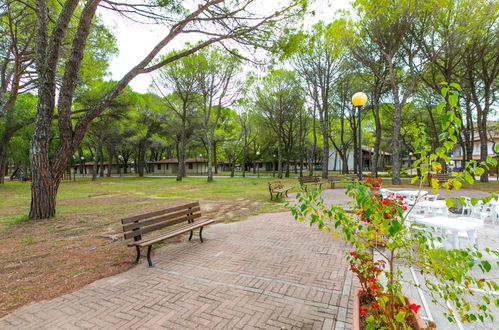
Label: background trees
xmin=1 ymin=0 xmax=498 ymax=220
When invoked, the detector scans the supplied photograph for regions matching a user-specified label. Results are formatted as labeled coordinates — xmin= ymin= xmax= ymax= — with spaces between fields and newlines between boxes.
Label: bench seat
xmin=121 ymin=202 xmax=214 ymax=267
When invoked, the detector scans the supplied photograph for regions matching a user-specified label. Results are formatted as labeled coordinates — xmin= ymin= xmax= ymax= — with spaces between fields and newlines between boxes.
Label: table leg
xmin=453 ymin=231 xmax=460 ymax=249
xmin=467 ymin=230 xmax=477 ymax=253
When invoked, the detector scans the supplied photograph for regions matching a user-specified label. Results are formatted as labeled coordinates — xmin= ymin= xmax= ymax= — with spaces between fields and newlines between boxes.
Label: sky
xmin=98 ymin=0 xmax=352 ymax=94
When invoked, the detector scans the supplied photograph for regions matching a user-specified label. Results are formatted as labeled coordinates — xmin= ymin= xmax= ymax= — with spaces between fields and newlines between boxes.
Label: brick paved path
xmin=0 ymin=211 xmax=355 ymax=329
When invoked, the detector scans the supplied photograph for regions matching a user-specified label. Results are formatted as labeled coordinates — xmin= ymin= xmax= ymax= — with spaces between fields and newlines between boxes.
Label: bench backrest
xmin=121 ymin=202 xmax=201 ymax=242
xmin=430 ymin=173 xmax=452 ymax=181
xmin=268 ymin=181 xmax=284 ymax=191
xmin=328 ymin=175 xmax=340 ymax=181
xmin=342 ymin=174 xmax=358 ymax=180
xmin=299 ymin=176 xmax=319 ymax=184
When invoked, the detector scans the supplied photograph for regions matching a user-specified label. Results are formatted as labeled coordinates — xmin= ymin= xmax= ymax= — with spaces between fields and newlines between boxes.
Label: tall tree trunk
xmin=372 ymin=99 xmax=382 ymax=175
xmin=207 ymin=135 xmax=213 ymax=182
xmin=321 ymin=130 xmax=329 ymax=179
xmin=177 ymin=121 xmax=186 ymax=181
xmin=98 ymin=145 xmax=104 ymax=177
xmin=213 ymin=141 xmax=218 ymax=174
xmin=78 ymin=148 xmax=84 ymax=174
xmin=391 ymin=104 xmax=403 ymax=185
xmin=478 ymin=121 xmax=489 ymax=182
xmin=277 ymin=125 xmax=283 ymax=179
xmin=138 ymin=143 xmax=146 ymax=177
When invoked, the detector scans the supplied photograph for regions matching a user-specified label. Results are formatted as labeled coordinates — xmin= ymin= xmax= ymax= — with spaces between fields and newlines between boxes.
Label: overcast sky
xmin=98 ymin=0 xmax=352 ymax=93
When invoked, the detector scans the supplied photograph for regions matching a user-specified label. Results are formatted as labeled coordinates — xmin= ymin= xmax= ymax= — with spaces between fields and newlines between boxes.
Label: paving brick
xmin=1 ymin=210 xmax=355 ymax=329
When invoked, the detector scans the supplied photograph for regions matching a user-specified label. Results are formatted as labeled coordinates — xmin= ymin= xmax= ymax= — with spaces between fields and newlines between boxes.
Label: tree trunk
xmin=277 ymin=126 xmax=283 ymax=179
xmin=213 ymin=141 xmax=218 ymax=174
xmin=0 ymin=135 xmax=9 ymax=184
xmin=207 ymin=135 xmax=213 ymax=182
xmin=478 ymin=121 xmax=489 ymax=182
xmin=372 ymin=99 xmax=382 ymax=175
xmin=177 ymin=121 xmax=186 ymax=181
xmin=138 ymin=144 xmax=146 ymax=177
xmin=391 ymin=104 xmax=403 ymax=185
xmin=78 ymin=148 xmax=84 ymax=174
xmin=98 ymin=145 xmax=104 ymax=177
xmin=321 ymin=131 xmax=329 ymax=179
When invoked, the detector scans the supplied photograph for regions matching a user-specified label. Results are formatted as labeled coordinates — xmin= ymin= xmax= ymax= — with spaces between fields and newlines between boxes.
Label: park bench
xmin=329 ymin=174 xmax=358 ymax=188
xmin=121 ymin=202 xmax=215 ymax=267
xmin=298 ymin=176 xmax=324 ymax=191
xmin=268 ymin=181 xmax=292 ymax=200
xmin=428 ymin=173 xmax=454 ymax=186
xmin=328 ymin=174 xmax=358 ymax=188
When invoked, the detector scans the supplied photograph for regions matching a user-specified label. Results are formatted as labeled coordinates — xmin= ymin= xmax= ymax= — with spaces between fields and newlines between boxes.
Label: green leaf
xmin=448 ymin=93 xmax=459 ymax=107
xmin=481 ymin=260 xmax=491 ymax=272
xmin=411 ymin=176 xmax=419 ymax=184
xmin=453 ymin=180 xmax=462 ymax=191
xmin=441 ymin=87 xmax=450 ymax=98
xmin=450 ymin=83 xmax=461 ymax=91
xmin=464 ymin=172 xmax=474 ymax=184
xmin=445 ymin=198 xmax=455 ymax=208
xmin=395 ymin=311 xmax=406 ymax=323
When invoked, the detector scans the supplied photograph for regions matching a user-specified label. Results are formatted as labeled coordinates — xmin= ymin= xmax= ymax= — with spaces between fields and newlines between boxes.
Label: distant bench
xmin=121 ymin=202 xmax=215 ymax=267
xmin=268 ymin=181 xmax=292 ymax=200
xmin=428 ymin=173 xmax=454 ymax=186
xmin=328 ymin=174 xmax=358 ymax=188
xmin=298 ymin=176 xmax=324 ymax=191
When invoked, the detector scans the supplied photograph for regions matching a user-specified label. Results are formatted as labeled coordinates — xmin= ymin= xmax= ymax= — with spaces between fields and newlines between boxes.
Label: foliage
xmin=290 ymin=85 xmax=499 ymax=328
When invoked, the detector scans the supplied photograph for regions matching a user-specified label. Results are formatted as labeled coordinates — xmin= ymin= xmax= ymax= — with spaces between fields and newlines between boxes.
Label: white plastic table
xmin=414 ymin=200 xmax=448 ymax=217
xmin=413 ymin=216 xmax=483 ymax=251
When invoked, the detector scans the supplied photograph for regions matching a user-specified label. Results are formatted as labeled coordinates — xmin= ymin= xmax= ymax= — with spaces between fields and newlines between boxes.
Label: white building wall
xmin=328 ymin=148 xmax=354 ymax=171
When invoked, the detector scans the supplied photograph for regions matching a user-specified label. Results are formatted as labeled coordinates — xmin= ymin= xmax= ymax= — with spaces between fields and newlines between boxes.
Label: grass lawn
xmin=0 ymin=175 xmax=497 ymax=317
xmin=0 ymin=176 xmax=297 ymax=317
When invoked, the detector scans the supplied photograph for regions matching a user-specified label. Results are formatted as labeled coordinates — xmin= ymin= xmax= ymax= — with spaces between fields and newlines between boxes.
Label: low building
xmin=78 ymin=161 xmax=133 ymax=174
xmin=451 ymin=136 xmax=499 ymax=173
xmin=147 ymin=158 xmax=232 ymax=174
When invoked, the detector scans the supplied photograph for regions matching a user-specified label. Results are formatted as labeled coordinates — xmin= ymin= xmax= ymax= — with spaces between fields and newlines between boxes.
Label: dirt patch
xmin=0 ymin=194 xmax=270 ymax=318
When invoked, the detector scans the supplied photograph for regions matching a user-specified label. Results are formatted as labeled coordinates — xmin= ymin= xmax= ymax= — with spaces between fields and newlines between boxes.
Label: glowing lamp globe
xmin=352 ymin=92 xmax=368 ymax=107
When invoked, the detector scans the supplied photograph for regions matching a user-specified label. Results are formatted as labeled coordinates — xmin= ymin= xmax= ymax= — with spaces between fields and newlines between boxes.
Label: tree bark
xmin=177 ymin=120 xmax=186 ymax=181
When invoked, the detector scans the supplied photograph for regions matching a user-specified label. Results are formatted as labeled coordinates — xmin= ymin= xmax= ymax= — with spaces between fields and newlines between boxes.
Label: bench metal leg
xmin=189 ymin=230 xmax=193 ymax=241
xmin=199 ymin=226 xmax=204 ymax=243
xmin=135 ymin=246 xmax=141 ymax=263
xmin=146 ymin=246 xmax=154 ymax=267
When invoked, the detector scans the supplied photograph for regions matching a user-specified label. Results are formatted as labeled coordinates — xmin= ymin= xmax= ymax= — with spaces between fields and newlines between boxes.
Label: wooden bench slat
xmin=121 ymin=202 xmax=199 ymax=224
xmin=135 ymin=219 xmax=215 ymax=247
xmin=122 ymin=206 xmax=201 ymax=232
xmin=124 ymin=213 xmax=201 ymax=240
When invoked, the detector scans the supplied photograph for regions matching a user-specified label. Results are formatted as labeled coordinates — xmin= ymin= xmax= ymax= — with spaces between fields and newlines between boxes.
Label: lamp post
xmin=352 ymin=92 xmax=368 ymax=180
xmin=256 ymin=151 xmax=260 ymax=178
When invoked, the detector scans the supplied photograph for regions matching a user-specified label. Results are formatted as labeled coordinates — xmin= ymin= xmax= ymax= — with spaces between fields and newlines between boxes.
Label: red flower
xmin=382 ymin=199 xmax=389 ymax=205
xmin=373 ymin=267 xmax=379 ymax=271
xmin=367 ymin=278 xmax=376 ymax=283
xmin=360 ymin=306 xmax=366 ymax=315
xmin=351 ymin=266 xmax=356 ymax=271
xmin=410 ymin=304 xmax=421 ymax=313
xmin=356 ymin=211 xmax=362 ymax=216
xmin=361 ymin=217 xmax=368 ymax=223
xmin=403 ymin=206 xmax=408 ymax=211
xmin=372 ymin=301 xmax=379 ymax=309
xmin=383 ymin=213 xmax=390 ymax=219
xmin=349 ymin=252 xmax=355 ymax=256
xmin=370 ymin=284 xmax=380 ymax=290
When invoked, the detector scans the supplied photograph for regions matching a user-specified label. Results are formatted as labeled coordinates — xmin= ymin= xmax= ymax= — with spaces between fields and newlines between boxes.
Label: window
xmin=188 ymin=163 xmax=193 ymax=169
xmin=166 ymin=164 xmax=169 ymax=170
xmin=157 ymin=164 xmax=161 ymax=170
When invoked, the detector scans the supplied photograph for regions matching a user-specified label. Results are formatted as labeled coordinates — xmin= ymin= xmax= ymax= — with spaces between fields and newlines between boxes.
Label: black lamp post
xmin=352 ymin=92 xmax=368 ymax=180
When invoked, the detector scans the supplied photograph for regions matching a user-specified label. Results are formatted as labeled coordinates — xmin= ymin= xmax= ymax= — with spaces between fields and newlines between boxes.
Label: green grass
xmin=0 ymin=176 xmax=297 ymax=226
